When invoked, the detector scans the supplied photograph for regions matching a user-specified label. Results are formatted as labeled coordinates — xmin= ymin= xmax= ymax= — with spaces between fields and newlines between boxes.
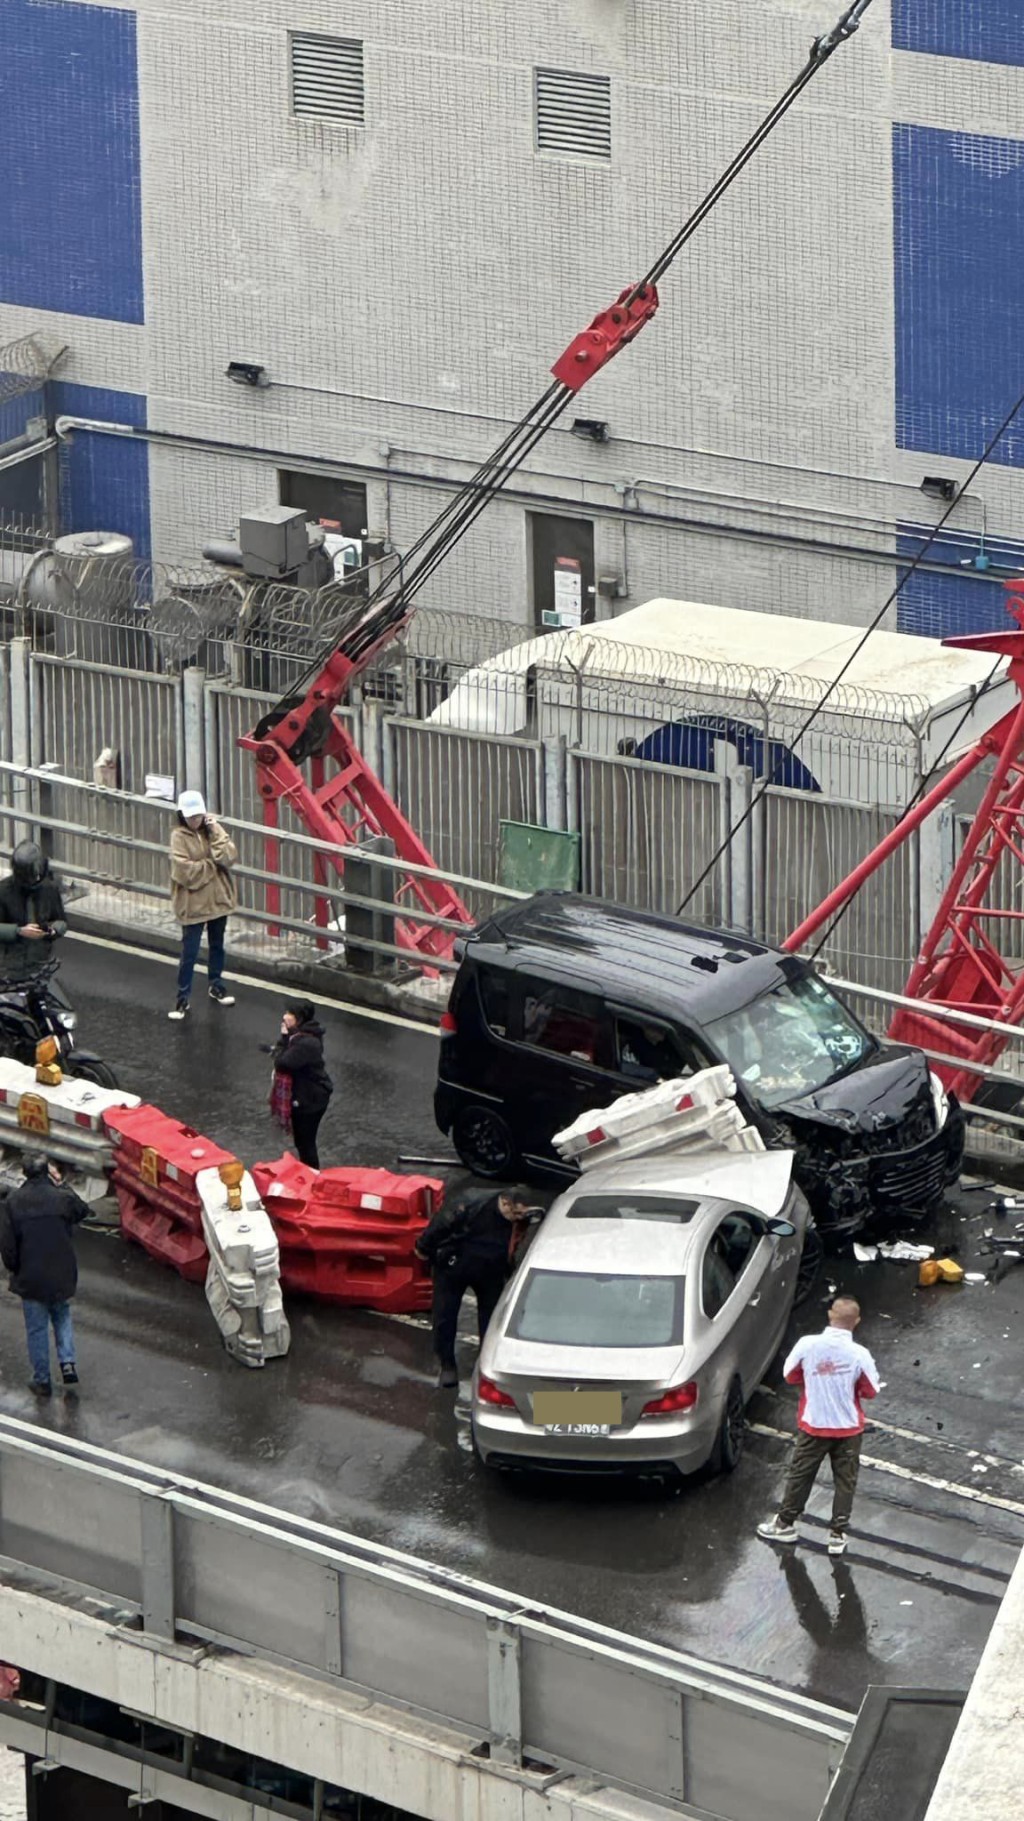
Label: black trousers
xmin=778 ymin=1431 xmax=863 ymax=1535
xmin=291 ymin=1106 xmax=325 ymax=1170
xmin=431 ymin=1264 xmax=507 ymax=1369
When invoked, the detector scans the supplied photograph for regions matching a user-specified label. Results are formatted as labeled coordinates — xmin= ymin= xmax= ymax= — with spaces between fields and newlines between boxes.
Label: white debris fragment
xmin=853 ymin=1243 xmax=878 ymax=1262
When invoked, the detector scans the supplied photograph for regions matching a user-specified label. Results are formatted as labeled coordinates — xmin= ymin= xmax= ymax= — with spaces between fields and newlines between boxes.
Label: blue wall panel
xmin=894 ymin=125 xmax=1024 ymax=469
xmin=893 ymin=2 xmax=1024 ymax=67
xmin=0 ymin=1 xmax=144 ymax=322
xmin=50 ymin=383 xmax=150 ymax=558
xmin=895 ymin=529 xmax=1024 ymax=640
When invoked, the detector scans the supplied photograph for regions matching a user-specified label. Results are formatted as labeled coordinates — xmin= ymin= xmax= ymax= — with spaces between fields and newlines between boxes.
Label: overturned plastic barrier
xmin=554 ymin=1065 xmax=765 ymax=1171
xmin=196 ymin=1163 xmax=291 ymax=1368
xmin=102 ymin=1104 xmax=238 ymax=1282
xmin=254 ymin=1153 xmax=443 ymax=1313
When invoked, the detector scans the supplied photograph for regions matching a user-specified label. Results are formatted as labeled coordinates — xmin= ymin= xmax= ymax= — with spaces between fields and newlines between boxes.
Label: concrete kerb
xmin=924 ymin=1540 xmax=1024 ymax=1821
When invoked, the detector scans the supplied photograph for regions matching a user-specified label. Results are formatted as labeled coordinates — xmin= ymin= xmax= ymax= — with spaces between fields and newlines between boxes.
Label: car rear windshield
xmin=507 ymin=1269 xmax=685 ymax=1348
xmin=566 ymin=1195 xmax=700 ymax=1223
xmin=705 ymin=972 xmax=873 ymax=1109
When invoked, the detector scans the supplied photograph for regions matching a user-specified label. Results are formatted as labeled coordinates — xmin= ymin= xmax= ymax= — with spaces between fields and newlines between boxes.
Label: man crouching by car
xmin=416 ymin=1186 xmax=537 ymax=1390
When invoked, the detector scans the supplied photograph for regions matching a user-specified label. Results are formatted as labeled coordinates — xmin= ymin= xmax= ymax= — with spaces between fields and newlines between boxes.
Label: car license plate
xmin=532 ymin=1390 xmax=622 ymax=1428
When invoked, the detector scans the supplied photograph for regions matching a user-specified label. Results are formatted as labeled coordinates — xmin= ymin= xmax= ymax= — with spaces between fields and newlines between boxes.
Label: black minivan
xmin=434 ymin=894 xmax=964 ymax=1244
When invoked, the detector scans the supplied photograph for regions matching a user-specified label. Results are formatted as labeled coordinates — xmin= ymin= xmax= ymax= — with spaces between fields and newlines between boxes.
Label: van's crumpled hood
xmin=777 ymin=1045 xmax=933 ymax=1135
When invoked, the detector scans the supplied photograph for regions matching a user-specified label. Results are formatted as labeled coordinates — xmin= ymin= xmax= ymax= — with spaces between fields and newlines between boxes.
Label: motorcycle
xmin=0 ymin=958 xmax=119 ymax=1088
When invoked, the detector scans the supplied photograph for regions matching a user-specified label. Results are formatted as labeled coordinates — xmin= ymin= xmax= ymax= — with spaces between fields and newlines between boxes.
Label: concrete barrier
xmin=924 ymin=1542 xmax=1024 ymax=1820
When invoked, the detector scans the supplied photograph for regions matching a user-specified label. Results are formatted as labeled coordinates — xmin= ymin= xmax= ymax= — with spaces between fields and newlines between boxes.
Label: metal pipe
xmin=0 ymin=757 xmax=527 ymax=902
xmin=826 ymin=973 xmax=1024 ymax=1044
xmin=51 ymin=416 xmax=1008 ymax=587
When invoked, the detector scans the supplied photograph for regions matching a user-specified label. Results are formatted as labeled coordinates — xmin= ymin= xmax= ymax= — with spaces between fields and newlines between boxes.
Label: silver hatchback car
xmin=471 ymin=1151 xmax=813 ymax=1480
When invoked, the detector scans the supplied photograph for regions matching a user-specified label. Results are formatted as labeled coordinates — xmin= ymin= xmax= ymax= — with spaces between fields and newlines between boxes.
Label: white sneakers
xmin=168 ymin=986 xmax=236 ymax=1018
xmin=757 ymin=1516 xmax=798 ymax=1543
xmin=757 ymin=1515 xmax=849 ymax=1554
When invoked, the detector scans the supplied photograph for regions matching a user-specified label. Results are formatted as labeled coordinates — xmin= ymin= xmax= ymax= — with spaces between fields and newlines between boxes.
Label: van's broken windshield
xmin=706 ymin=974 xmax=873 ymax=1108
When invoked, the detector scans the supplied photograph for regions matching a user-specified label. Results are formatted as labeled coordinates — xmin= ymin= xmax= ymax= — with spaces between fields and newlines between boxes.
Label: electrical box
xmin=238 ymin=506 xmax=310 ymax=579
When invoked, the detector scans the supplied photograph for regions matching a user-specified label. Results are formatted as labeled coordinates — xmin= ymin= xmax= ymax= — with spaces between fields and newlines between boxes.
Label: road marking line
xmin=749 ymin=1422 xmax=1024 ymax=1518
xmin=757 ymin=1388 xmax=1024 ymax=1476
xmin=66 ymin=931 xmax=439 ymax=1036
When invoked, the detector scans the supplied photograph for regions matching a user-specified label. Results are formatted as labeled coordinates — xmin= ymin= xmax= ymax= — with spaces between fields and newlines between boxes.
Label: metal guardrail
xmin=0 ymin=1416 xmax=851 ymax=1821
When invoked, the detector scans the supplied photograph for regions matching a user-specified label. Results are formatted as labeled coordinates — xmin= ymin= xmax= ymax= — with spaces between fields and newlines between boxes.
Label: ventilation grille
xmin=535 ymin=68 xmax=611 ymax=159
xmin=290 ymin=33 xmax=365 ymax=125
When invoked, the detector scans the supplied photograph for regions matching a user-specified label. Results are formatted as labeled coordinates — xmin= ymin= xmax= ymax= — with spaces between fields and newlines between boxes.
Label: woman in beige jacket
xmin=168 ymin=790 xmax=239 ymax=1020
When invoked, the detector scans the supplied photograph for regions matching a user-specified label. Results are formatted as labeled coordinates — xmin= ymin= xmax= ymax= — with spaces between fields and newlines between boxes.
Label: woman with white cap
xmin=167 ymin=791 xmax=238 ymax=1019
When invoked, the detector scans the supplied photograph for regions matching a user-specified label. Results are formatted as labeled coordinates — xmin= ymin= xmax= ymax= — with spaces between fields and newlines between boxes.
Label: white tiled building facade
xmin=2 ymin=0 xmax=1023 ymax=638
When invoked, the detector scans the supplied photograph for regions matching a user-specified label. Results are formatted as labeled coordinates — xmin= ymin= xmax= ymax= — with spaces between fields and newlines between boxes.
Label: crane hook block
xmin=550 ymin=284 xmax=660 ymax=393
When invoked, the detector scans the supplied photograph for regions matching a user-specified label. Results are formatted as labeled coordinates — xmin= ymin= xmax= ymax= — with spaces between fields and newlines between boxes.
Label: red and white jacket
xmin=783 ymin=1326 xmax=880 ymax=1437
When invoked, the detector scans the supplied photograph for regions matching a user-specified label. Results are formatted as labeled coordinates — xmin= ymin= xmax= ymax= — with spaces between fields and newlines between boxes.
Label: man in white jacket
xmin=757 ymin=1296 xmax=879 ymax=1557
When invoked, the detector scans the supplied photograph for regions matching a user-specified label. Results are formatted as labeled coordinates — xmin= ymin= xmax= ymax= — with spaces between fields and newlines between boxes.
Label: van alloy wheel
xmin=452 ymin=1106 xmax=517 ymax=1178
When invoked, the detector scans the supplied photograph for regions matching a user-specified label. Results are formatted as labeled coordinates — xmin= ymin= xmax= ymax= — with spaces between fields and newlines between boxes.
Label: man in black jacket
xmin=0 ymin=842 xmax=68 ymax=983
xmin=0 ymin=1154 xmax=89 ymax=1395
xmin=415 ymin=1185 xmax=533 ymax=1389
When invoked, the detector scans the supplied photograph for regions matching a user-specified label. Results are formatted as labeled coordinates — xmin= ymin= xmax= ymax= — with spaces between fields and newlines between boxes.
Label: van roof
xmin=467 ymin=893 xmax=796 ymax=1022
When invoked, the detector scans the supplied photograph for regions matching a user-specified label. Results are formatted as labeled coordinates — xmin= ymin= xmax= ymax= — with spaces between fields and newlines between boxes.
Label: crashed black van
xmin=434 ymin=894 xmax=964 ymax=1244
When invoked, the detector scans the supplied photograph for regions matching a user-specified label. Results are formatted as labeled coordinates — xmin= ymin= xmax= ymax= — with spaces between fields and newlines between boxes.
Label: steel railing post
xmin=140 ymin=1493 xmax=177 ymax=1642
xmin=486 ymin=1616 xmax=523 ymax=1766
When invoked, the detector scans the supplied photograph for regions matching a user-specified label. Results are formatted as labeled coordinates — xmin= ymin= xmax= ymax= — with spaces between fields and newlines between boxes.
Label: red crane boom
xmin=784 ymin=580 xmax=1024 ymax=1101
xmin=239 ymin=3 xmax=876 ymax=963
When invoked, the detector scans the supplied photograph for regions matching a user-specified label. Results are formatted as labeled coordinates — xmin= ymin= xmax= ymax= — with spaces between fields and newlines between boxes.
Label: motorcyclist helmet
xmin=11 ymin=841 xmax=46 ymax=887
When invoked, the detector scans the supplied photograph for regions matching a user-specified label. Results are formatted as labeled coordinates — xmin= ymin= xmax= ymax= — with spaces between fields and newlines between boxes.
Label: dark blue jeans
xmin=22 ymin=1298 xmax=75 ymax=1386
xmin=176 ymin=916 xmax=227 ymax=1000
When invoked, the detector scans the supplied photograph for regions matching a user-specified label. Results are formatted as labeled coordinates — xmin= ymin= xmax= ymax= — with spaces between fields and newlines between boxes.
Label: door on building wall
xmin=529 ymin=513 xmax=595 ymax=631
xmin=278 ymin=470 xmax=367 ymax=540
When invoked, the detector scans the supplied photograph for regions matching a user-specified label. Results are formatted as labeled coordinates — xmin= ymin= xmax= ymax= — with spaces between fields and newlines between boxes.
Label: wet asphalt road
xmin=1 ymin=936 xmax=1023 ymax=1717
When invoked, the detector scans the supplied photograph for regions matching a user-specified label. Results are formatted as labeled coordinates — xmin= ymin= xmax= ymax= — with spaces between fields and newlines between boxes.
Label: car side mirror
xmin=766 ymin=1218 xmax=796 ymax=1237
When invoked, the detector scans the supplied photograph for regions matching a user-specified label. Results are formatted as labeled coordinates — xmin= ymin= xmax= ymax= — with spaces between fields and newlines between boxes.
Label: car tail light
xmin=675 ymin=1092 xmax=694 ymax=1112
xmin=477 ymin=1375 xmax=516 ymax=1409
xmin=439 ymin=1010 xmax=458 ymax=1034
xmin=584 ymin=1126 xmax=607 ymax=1147
xmin=641 ymin=1382 xmax=699 ymax=1417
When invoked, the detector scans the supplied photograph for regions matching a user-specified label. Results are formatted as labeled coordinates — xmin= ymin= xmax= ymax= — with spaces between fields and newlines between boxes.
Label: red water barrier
xmin=253 ymin=1152 xmax=443 ymax=1313
xmin=102 ymin=1105 xmax=237 ymax=1279
xmin=116 ymin=1186 xmax=209 ymax=1283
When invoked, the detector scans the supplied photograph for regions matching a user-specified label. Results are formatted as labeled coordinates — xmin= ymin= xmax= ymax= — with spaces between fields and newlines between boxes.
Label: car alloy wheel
xmin=452 ymin=1105 xmax=517 ymax=1178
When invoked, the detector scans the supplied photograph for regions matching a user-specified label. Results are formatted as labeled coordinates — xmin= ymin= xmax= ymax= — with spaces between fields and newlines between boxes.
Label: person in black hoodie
xmin=0 ymin=1153 xmax=89 ymax=1395
xmin=415 ymin=1185 xmax=535 ymax=1388
xmin=0 ymin=842 xmax=67 ymax=983
xmin=269 ymin=1001 xmax=333 ymax=1169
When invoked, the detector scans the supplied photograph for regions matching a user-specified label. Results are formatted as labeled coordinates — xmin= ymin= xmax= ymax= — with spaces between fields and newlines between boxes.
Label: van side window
xmin=614 ymin=1018 xmax=689 ymax=1084
xmin=476 ymin=970 xmax=509 ymax=1038
xmin=520 ymin=984 xmax=601 ymax=1063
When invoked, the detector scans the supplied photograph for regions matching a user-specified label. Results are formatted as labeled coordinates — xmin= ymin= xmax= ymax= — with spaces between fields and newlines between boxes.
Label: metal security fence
xmin=29 ymin=651 xmax=182 ymax=791
xmin=573 ymin=749 xmax=727 ymax=925
xmin=386 ymin=718 xmax=542 ymax=912
xmin=0 ymin=1416 xmax=852 ymax=1821
xmin=763 ymin=789 xmax=918 ymax=997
